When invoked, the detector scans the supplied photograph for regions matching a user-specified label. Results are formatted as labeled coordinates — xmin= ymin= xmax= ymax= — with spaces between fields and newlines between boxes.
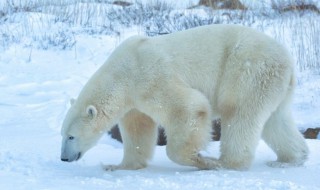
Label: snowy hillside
xmin=0 ymin=0 xmax=319 ymax=189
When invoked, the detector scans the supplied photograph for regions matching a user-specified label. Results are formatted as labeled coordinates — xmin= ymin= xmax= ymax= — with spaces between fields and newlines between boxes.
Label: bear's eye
xmin=68 ymin=136 xmax=75 ymax=140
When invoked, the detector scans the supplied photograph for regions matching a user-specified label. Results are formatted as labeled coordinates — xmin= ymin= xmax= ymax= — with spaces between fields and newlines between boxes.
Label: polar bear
xmin=60 ymin=24 xmax=309 ymax=170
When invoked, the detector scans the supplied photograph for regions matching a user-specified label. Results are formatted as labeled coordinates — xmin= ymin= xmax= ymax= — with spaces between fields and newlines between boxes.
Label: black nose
xmin=61 ymin=158 xmax=69 ymax=162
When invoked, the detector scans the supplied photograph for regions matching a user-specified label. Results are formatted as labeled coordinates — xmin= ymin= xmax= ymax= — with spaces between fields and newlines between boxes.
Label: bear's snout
xmin=61 ymin=158 xmax=69 ymax=162
xmin=61 ymin=152 xmax=81 ymax=162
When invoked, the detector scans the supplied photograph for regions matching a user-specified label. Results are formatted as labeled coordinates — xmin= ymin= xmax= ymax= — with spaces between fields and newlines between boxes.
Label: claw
xmin=104 ymin=165 xmax=119 ymax=171
xmin=192 ymin=154 xmax=222 ymax=170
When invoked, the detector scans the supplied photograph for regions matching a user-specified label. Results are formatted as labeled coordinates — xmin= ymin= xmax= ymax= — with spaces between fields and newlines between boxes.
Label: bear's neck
xmin=83 ymin=64 xmax=133 ymax=130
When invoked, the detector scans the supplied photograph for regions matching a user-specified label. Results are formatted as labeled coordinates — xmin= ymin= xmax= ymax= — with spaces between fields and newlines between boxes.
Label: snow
xmin=1 ymin=1 xmax=320 ymax=189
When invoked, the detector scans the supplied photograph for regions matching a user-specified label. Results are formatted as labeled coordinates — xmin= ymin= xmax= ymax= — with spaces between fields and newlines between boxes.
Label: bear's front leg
xmin=105 ymin=109 xmax=158 ymax=171
xmin=166 ymin=136 xmax=222 ymax=170
xmin=163 ymin=89 xmax=221 ymax=170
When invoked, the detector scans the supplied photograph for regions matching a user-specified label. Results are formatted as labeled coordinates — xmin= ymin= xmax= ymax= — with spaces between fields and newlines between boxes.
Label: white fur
xmin=61 ymin=24 xmax=309 ymax=170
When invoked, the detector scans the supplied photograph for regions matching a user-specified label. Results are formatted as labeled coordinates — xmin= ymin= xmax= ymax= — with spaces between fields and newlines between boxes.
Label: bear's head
xmin=60 ymin=98 xmax=106 ymax=162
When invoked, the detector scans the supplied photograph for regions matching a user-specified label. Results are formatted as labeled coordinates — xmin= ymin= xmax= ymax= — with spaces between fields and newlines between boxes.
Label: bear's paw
xmin=266 ymin=160 xmax=305 ymax=168
xmin=192 ymin=154 xmax=222 ymax=170
xmin=104 ymin=162 xmax=147 ymax=171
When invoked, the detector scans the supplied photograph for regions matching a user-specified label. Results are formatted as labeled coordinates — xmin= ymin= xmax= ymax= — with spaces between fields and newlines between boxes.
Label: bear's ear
xmin=86 ymin=105 xmax=97 ymax=119
xmin=70 ymin=98 xmax=76 ymax=105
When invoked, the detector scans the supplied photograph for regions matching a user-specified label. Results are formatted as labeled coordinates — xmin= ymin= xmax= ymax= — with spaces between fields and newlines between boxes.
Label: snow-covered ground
xmin=1 ymin=1 xmax=320 ymax=189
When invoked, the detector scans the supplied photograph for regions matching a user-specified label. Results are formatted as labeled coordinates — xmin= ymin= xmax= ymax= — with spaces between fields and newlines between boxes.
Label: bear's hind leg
xmin=262 ymin=98 xmax=309 ymax=167
xmin=106 ymin=109 xmax=157 ymax=170
xmin=219 ymin=111 xmax=265 ymax=170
